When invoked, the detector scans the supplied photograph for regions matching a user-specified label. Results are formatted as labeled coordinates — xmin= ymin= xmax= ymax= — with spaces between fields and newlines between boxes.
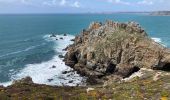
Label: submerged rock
xmin=52 ymin=65 xmax=56 ymax=68
xmin=48 ymin=79 xmax=54 ymax=82
xmin=70 ymin=39 xmax=75 ymax=41
xmin=64 ymin=33 xmax=67 ymax=36
xmin=62 ymin=71 xmax=68 ymax=74
xmin=64 ymin=20 xmax=170 ymax=84
xmin=50 ymin=34 xmax=56 ymax=37
xmin=60 ymin=37 xmax=63 ymax=40
xmin=58 ymin=55 xmax=64 ymax=58
xmin=68 ymin=80 xmax=73 ymax=83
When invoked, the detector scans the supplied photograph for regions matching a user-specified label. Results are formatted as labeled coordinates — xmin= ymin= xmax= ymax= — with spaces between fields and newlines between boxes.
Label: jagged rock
xmin=68 ymin=80 xmax=73 ymax=83
xmin=50 ymin=34 xmax=56 ymax=37
xmin=13 ymin=77 xmax=33 ymax=84
xmin=70 ymin=39 xmax=75 ymax=41
xmin=62 ymin=71 xmax=71 ymax=74
xmin=58 ymin=55 xmax=64 ymax=58
xmin=0 ymin=85 xmax=4 ymax=89
xmin=64 ymin=20 xmax=170 ymax=84
xmin=52 ymin=65 xmax=56 ymax=68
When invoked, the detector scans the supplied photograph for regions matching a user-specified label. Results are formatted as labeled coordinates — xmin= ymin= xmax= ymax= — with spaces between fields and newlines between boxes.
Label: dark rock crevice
xmin=124 ymin=66 xmax=140 ymax=78
xmin=155 ymin=63 xmax=170 ymax=72
xmin=105 ymin=62 xmax=116 ymax=74
xmin=162 ymin=63 xmax=170 ymax=71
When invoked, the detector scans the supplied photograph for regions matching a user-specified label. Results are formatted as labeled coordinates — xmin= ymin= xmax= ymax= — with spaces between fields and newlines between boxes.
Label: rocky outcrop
xmin=13 ymin=77 xmax=33 ymax=85
xmin=64 ymin=20 xmax=170 ymax=84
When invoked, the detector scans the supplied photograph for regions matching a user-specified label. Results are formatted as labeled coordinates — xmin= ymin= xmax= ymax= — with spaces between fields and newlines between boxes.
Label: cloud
xmin=59 ymin=0 xmax=66 ymax=6
xmin=71 ymin=1 xmax=80 ymax=8
xmin=42 ymin=0 xmax=81 ymax=8
xmin=0 ymin=0 xmax=33 ymax=6
xmin=42 ymin=0 xmax=58 ymax=6
xmin=0 ymin=0 xmax=23 ymax=3
xmin=107 ymin=0 xmax=155 ymax=6
xmin=108 ymin=0 xmax=130 ymax=5
xmin=137 ymin=0 xmax=153 ymax=5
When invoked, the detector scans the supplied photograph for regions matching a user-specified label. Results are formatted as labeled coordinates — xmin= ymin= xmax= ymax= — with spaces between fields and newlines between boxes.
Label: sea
xmin=0 ymin=13 xmax=170 ymax=86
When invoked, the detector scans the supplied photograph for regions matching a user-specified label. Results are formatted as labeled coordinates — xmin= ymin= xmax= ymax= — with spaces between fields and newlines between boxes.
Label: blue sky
xmin=0 ymin=0 xmax=169 ymax=13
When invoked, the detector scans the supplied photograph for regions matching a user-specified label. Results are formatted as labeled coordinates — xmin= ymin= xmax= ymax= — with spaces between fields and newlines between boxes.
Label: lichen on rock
xmin=64 ymin=20 xmax=170 ymax=84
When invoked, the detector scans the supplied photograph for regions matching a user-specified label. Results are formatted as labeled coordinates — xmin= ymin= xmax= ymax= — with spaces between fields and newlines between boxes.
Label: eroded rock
xmin=13 ymin=77 xmax=33 ymax=85
xmin=64 ymin=20 xmax=170 ymax=84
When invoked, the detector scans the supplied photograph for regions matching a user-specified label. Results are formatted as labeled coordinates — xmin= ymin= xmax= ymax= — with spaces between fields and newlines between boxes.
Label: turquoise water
xmin=0 ymin=14 xmax=170 ymax=85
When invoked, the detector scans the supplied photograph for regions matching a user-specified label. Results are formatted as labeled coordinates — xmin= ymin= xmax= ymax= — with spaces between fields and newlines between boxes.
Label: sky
xmin=0 ymin=0 xmax=169 ymax=13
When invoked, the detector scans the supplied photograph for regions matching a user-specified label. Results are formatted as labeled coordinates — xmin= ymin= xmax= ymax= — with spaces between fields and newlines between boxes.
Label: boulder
xmin=13 ymin=77 xmax=33 ymax=84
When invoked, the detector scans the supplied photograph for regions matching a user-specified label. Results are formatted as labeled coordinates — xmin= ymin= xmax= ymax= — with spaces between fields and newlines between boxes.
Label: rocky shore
xmin=1 ymin=20 xmax=170 ymax=99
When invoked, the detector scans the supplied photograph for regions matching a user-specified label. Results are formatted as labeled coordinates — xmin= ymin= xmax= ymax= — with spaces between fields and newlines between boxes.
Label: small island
xmin=151 ymin=11 xmax=170 ymax=16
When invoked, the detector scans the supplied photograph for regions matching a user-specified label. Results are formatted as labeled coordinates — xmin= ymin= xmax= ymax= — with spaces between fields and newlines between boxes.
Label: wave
xmin=151 ymin=37 xmax=166 ymax=47
xmin=152 ymin=37 xmax=162 ymax=43
xmin=0 ymin=43 xmax=46 ymax=58
xmin=0 ymin=34 xmax=85 ymax=87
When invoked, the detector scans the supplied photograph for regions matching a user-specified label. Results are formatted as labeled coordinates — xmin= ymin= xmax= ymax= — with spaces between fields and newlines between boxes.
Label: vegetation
xmin=1 ymin=70 xmax=170 ymax=100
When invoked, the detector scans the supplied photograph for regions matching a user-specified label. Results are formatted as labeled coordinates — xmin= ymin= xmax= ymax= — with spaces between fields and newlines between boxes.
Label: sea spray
xmin=0 ymin=34 xmax=86 ymax=87
xmin=152 ymin=37 xmax=166 ymax=47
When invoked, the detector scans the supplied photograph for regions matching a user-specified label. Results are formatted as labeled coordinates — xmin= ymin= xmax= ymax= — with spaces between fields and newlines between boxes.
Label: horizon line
xmin=0 ymin=10 xmax=169 ymax=15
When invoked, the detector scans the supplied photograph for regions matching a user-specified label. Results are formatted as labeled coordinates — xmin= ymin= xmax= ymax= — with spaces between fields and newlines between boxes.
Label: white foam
xmin=152 ymin=37 xmax=166 ymax=47
xmin=152 ymin=37 xmax=162 ymax=43
xmin=0 ymin=43 xmax=46 ymax=58
xmin=0 ymin=34 xmax=86 ymax=87
xmin=0 ymin=81 xmax=12 ymax=87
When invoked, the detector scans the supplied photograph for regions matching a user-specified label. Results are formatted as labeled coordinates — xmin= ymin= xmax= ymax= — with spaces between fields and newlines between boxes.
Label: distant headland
xmin=150 ymin=11 xmax=170 ymax=16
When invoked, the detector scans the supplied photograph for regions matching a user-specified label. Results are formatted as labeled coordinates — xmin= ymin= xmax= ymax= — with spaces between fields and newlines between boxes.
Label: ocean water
xmin=0 ymin=13 xmax=170 ymax=86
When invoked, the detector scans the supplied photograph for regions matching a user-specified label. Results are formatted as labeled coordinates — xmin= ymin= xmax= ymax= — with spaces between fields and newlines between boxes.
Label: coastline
xmin=0 ymin=34 xmax=86 ymax=87
xmin=1 ymin=20 xmax=170 ymax=99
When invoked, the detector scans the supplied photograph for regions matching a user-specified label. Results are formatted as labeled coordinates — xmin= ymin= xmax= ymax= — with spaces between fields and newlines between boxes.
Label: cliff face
xmin=64 ymin=20 xmax=170 ymax=84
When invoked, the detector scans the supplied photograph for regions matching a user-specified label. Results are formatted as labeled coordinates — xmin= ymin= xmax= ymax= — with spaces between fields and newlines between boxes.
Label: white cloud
xmin=42 ymin=0 xmax=58 ymax=6
xmin=0 ymin=0 xmax=24 ymax=3
xmin=42 ymin=0 xmax=81 ymax=8
xmin=0 ymin=0 xmax=32 ymax=5
xmin=108 ymin=0 xmax=130 ymax=5
xmin=71 ymin=1 xmax=80 ymax=8
xmin=137 ymin=0 xmax=153 ymax=5
xmin=59 ymin=0 xmax=66 ymax=6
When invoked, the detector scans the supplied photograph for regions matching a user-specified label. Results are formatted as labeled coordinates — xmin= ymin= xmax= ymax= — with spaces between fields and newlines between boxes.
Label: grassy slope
xmin=0 ymin=70 xmax=170 ymax=100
